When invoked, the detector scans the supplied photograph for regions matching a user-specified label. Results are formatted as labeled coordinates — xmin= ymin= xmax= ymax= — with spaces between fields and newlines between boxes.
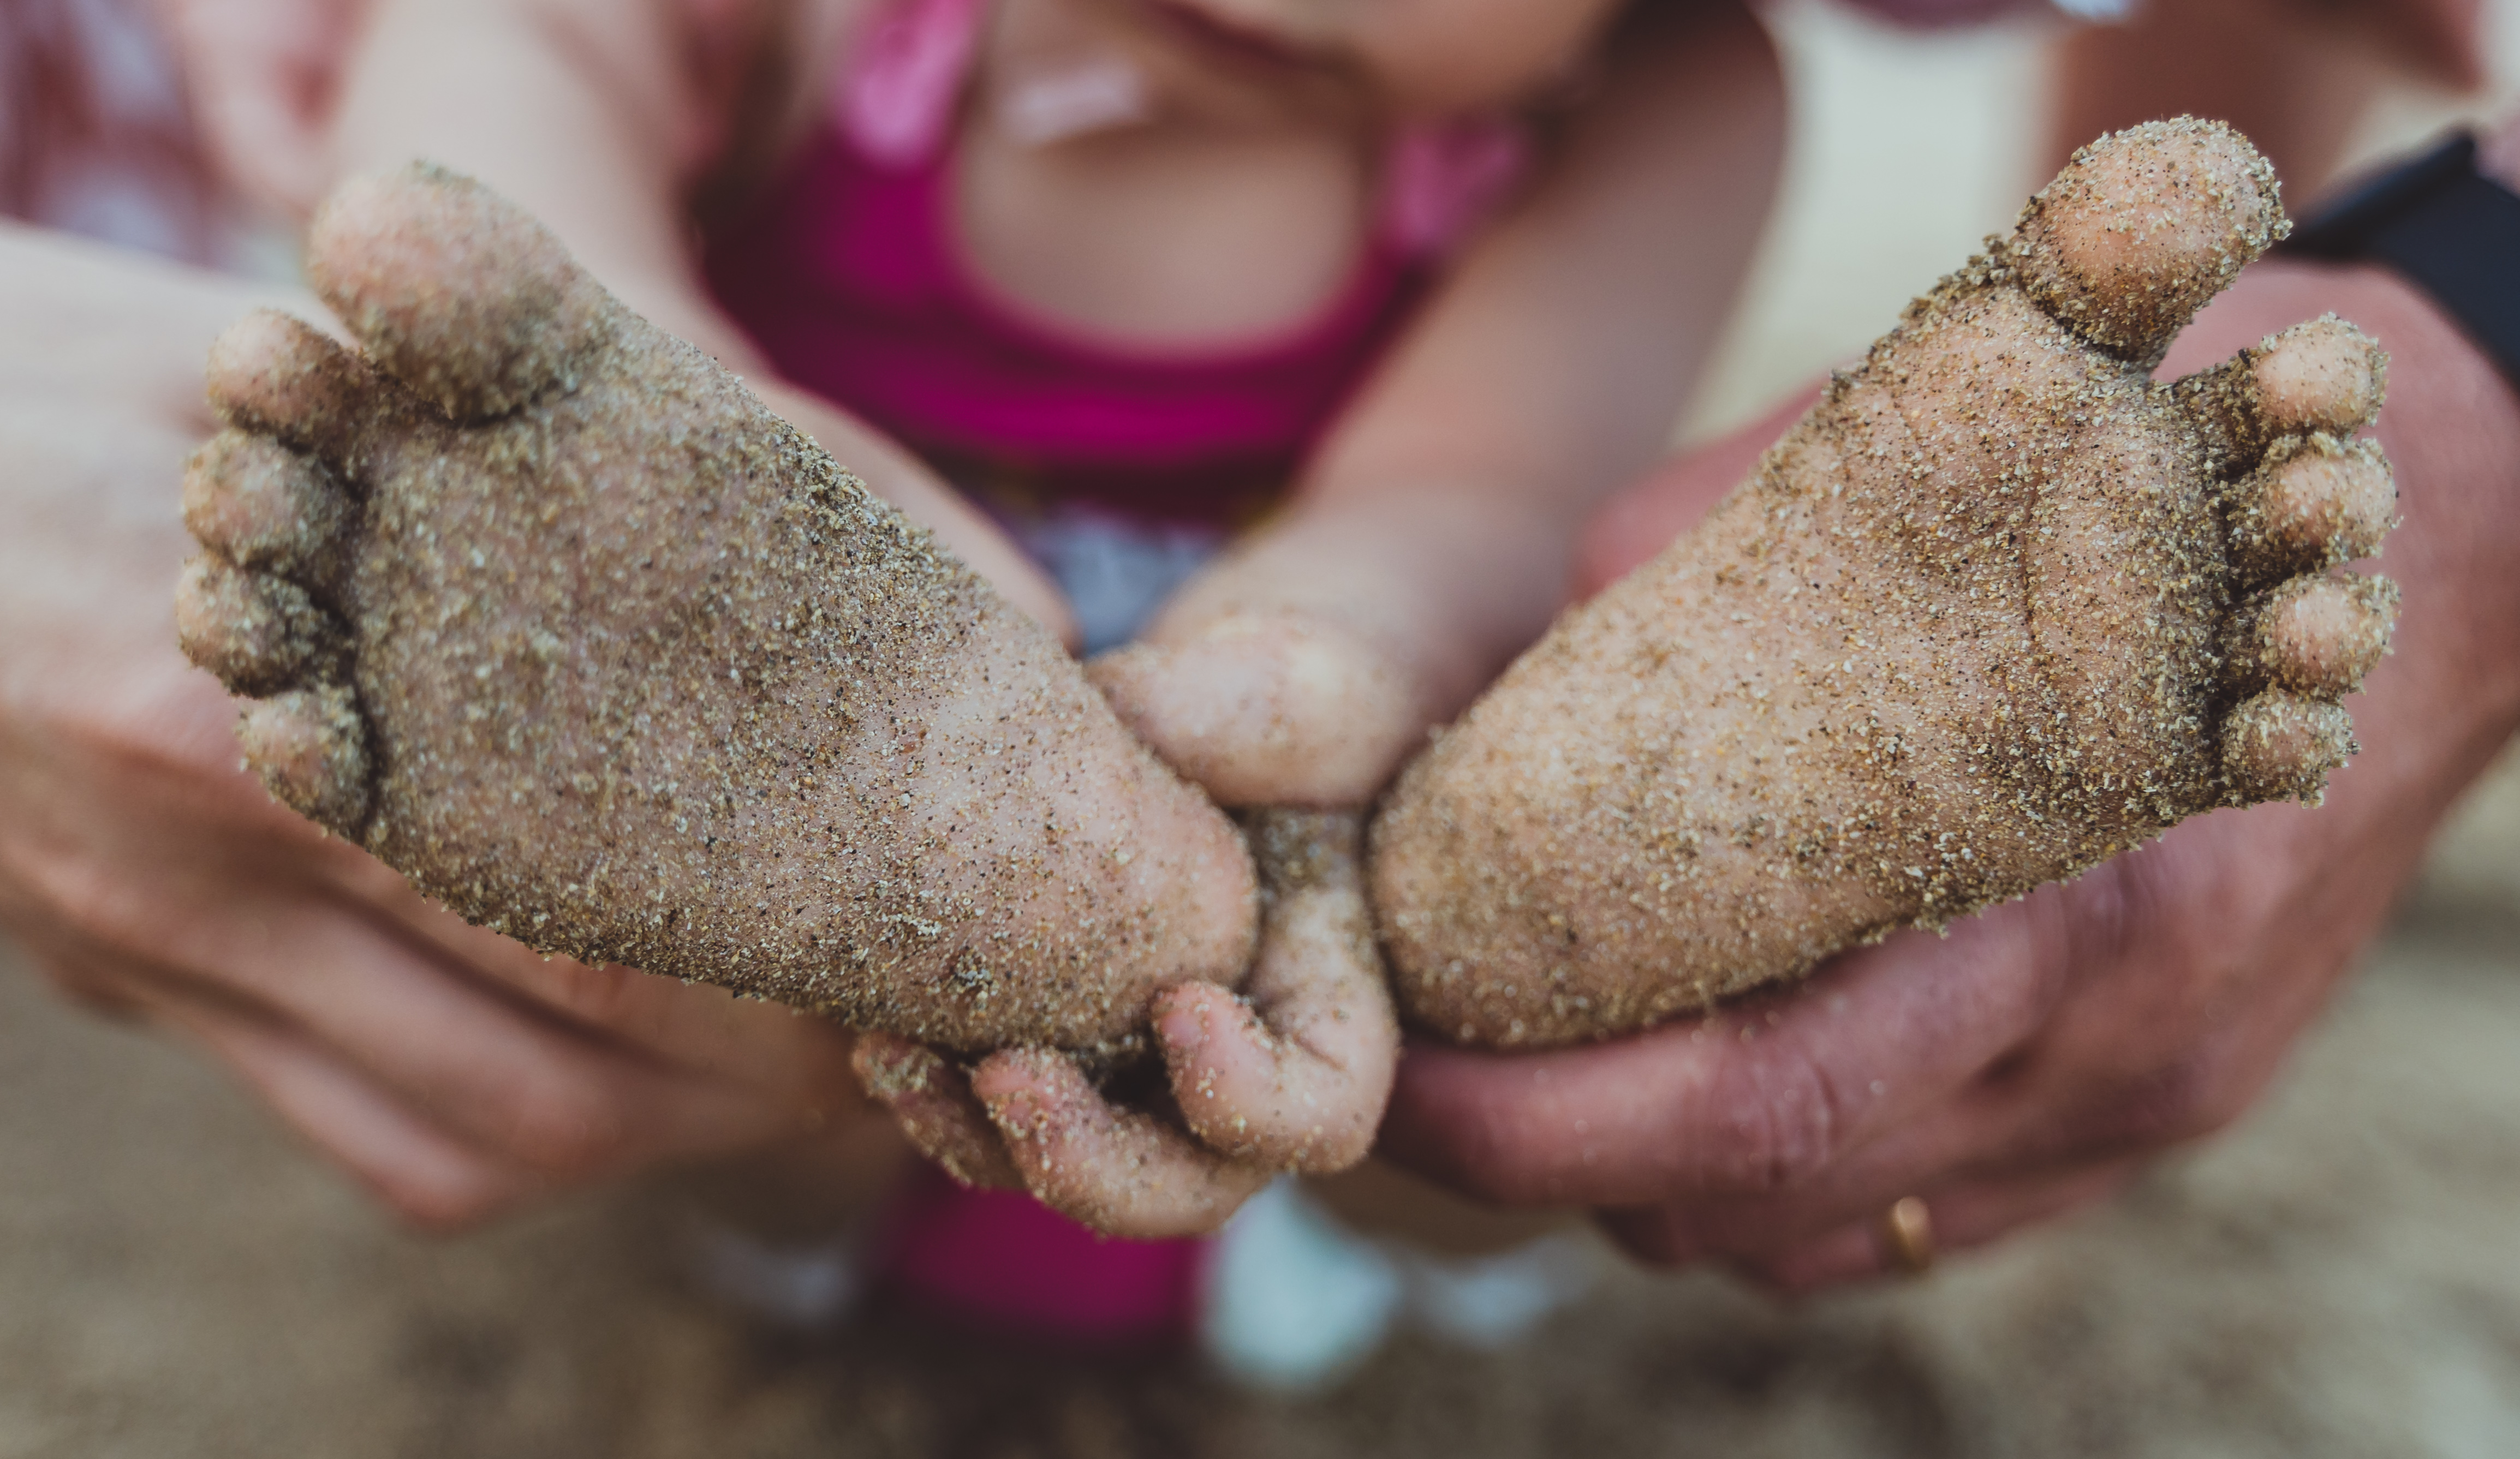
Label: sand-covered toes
xmin=1369 ymin=119 xmax=2401 ymax=1050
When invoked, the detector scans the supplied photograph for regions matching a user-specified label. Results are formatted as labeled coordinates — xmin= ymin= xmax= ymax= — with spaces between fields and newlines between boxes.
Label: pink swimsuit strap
xmin=702 ymin=0 xmax=1527 ymax=525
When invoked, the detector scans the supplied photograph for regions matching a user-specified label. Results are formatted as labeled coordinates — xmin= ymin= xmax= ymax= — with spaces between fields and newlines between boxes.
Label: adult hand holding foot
xmin=175 ymin=164 xmax=1398 ymax=1236
xmin=1375 ymin=119 xmax=2520 ymax=1287
xmin=0 ymin=223 xmax=895 ymax=1228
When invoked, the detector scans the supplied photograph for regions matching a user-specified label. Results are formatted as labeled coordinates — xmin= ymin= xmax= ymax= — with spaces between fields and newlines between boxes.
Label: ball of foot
xmin=1369 ymin=119 xmax=2401 ymax=1050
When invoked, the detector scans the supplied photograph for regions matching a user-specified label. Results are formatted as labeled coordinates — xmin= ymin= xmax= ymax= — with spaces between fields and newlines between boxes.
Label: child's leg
xmin=172 ymin=164 xmax=1391 ymax=1234
xmin=1372 ymin=119 xmax=2399 ymax=1048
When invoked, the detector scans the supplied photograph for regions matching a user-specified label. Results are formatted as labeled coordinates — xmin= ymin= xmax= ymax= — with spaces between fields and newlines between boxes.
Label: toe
xmin=206 ymin=308 xmax=377 ymax=467
xmin=1155 ymin=811 xmax=1396 ymax=1171
xmin=2246 ymin=316 xmax=2386 ymax=439
xmin=175 ymin=554 xmax=345 ymax=696
xmin=2224 ymin=571 xmax=2399 ymax=698
xmin=972 ymin=1048 xmax=1272 ymax=1239
xmin=850 ymin=1033 xmax=1023 ymax=1190
xmin=2011 ymin=118 xmax=2284 ymax=362
xmin=1088 ymin=613 xmax=1418 ymax=807
xmin=2177 ymin=316 xmax=2388 ymax=473
xmin=239 ymin=685 xmax=373 ymax=838
xmin=307 ymin=163 xmax=618 ymax=421
xmin=2222 ymin=690 xmax=2354 ymax=804
xmin=182 ymin=429 xmax=358 ymax=597
xmin=2225 ymin=435 xmax=2396 ymax=585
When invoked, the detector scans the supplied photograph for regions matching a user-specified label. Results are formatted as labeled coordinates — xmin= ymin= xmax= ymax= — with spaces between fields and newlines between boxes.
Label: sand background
xmin=7 ymin=3 xmax=2520 ymax=1454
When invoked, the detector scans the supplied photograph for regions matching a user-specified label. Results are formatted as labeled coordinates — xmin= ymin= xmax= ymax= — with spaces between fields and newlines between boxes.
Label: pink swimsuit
xmin=702 ymin=0 xmax=1525 ymax=534
xmin=700 ymin=0 xmax=1522 ymax=1335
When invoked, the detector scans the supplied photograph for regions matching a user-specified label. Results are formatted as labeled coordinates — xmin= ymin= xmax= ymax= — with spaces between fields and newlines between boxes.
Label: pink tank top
xmin=703 ymin=0 xmax=1526 ymax=527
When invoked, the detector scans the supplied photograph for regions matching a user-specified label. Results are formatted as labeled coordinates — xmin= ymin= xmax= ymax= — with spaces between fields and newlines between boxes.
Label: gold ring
xmin=1878 ymin=1196 xmax=1934 ymax=1275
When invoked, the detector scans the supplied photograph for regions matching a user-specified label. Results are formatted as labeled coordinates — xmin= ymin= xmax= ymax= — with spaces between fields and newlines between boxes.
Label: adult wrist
xmin=2283 ymin=128 xmax=2520 ymax=392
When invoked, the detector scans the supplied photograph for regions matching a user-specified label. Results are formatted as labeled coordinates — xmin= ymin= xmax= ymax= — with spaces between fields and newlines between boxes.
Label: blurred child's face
xmin=1126 ymin=0 xmax=1626 ymax=113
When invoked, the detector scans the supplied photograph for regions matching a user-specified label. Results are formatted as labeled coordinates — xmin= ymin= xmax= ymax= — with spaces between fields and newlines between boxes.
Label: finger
xmin=851 ymin=1032 xmax=1023 ymax=1190
xmin=144 ymin=982 xmax=543 ymax=1230
xmin=1708 ymin=1157 xmax=2142 ymax=1295
xmin=1571 ymin=1080 xmax=2041 ymax=1269
xmin=38 ymin=869 xmax=824 ymax=1183
xmin=972 ymin=1047 xmax=1273 ymax=1240
xmin=8 ymin=775 xmax=848 ymax=1180
xmin=9 ymin=941 xmax=148 ymax=1020
xmin=1157 ymin=811 xmax=1396 ymax=1171
xmin=317 ymin=862 xmax=868 ymax=1111
xmin=1380 ymin=892 xmax=2071 ymax=1207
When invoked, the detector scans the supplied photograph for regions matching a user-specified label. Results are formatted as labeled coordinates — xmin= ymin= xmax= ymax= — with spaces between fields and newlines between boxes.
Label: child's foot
xmin=1371 ymin=120 xmax=2400 ymax=1048
xmin=171 ymin=164 xmax=1386 ymax=1230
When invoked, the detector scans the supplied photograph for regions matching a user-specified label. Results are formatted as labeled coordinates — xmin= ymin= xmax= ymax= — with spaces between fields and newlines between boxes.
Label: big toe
xmin=2012 ymin=118 xmax=2285 ymax=361
xmin=307 ymin=163 xmax=617 ymax=421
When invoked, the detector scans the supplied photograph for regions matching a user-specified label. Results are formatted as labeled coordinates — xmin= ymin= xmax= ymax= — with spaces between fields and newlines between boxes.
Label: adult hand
xmin=1378 ymin=252 xmax=2520 ymax=1289
xmin=0 ymin=223 xmax=896 ymax=1229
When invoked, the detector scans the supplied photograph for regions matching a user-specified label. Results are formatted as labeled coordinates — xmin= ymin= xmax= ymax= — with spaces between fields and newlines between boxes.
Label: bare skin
xmin=153 ymin=0 xmax=1777 ymax=1231
xmin=857 ymin=806 xmax=1396 ymax=1235
xmin=1371 ymin=120 xmax=2402 ymax=1050
xmin=172 ymin=164 xmax=1396 ymax=1236
xmin=0 ymin=222 xmax=914 ymax=1230
xmin=302 ymin=0 xmax=1781 ymax=815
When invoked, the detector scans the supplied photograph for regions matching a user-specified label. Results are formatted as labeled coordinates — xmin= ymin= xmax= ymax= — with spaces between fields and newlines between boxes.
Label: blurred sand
xmin=7 ymin=5 xmax=2520 ymax=1456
